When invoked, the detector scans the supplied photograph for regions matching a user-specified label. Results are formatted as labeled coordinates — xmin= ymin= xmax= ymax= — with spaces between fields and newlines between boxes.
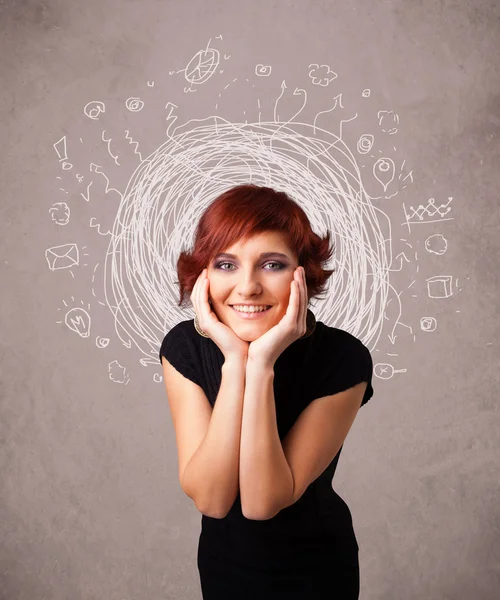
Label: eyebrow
xmin=213 ymin=252 xmax=291 ymax=260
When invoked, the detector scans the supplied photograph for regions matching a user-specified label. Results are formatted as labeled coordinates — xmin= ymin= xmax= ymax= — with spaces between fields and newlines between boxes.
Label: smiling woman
xmin=206 ymin=230 xmax=305 ymax=343
xmin=160 ymin=184 xmax=374 ymax=599
xmin=176 ymin=184 xmax=335 ymax=312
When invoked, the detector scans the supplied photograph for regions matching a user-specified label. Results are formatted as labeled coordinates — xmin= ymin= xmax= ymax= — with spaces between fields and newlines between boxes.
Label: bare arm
xmin=239 ymin=357 xmax=294 ymax=520
xmin=182 ymin=355 xmax=247 ymax=519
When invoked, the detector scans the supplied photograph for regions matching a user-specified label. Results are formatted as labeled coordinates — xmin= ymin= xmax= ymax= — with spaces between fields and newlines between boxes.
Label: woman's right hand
xmin=191 ymin=269 xmax=250 ymax=361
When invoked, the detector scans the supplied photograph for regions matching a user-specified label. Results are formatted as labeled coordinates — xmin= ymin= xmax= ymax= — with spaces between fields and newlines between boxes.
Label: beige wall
xmin=1 ymin=0 xmax=499 ymax=598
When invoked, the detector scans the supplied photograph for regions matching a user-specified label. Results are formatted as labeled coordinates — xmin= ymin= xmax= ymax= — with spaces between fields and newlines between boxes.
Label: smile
xmin=230 ymin=305 xmax=272 ymax=319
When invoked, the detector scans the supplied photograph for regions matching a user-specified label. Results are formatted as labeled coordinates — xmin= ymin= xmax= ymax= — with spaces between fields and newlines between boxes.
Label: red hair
xmin=176 ymin=184 xmax=335 ymax=308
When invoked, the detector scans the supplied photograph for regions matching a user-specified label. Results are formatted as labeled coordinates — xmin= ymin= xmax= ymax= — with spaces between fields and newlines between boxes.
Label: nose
xmin=235 ymin=271 xmax=264 ymax=299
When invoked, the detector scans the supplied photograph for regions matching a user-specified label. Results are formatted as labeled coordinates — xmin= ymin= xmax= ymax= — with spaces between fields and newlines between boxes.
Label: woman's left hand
xmin=247 ymin=266 xmax=308 ymax=367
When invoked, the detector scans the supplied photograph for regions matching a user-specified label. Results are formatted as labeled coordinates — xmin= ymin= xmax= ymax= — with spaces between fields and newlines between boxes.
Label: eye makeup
xmin=214 ymin=260 xmax=286 ymax=272
xmin=213 ymin=252 xmax=291 ymax=261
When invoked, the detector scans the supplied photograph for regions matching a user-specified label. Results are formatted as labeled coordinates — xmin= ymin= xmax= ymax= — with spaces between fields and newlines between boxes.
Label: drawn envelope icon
xmin=45 ymin=243 xmax=80 ymax=271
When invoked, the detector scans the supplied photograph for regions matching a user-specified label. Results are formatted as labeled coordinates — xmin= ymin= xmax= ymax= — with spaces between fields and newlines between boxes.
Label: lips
xmin=230 ymin=305 xmax=271 ymax=310
xmin=230 ymin=305 xmax=272 ymax=318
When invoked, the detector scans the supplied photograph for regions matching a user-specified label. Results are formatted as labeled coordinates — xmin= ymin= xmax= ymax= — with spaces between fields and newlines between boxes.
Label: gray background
xmin=1 ymin=0 xmax=500 ymax=599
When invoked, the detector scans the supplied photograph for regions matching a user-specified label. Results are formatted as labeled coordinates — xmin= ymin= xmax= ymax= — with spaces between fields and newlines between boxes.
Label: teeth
xmin=232 ymin=305 xmax=270 ymax=313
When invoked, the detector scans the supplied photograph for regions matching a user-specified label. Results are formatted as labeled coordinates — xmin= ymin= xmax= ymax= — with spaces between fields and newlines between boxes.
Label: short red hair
xmin=176 ymin=184 xmax=335 ymax=308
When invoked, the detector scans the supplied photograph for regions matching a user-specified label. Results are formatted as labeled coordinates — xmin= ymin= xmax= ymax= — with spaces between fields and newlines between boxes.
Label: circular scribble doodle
xmin=420 ymin=317 xmax=437 ymax=332
xmin=357 ymin=134 xmax=374 ymax=155
xmin=103 ymin=116 xmax=391 ymax=358
xmin=84 ymin=101 xmax=106 ymax=120
xmin=125 ymin=97 xmax=144 ymax=112
xmin=96 ymin=336 xmax=110 ymax=348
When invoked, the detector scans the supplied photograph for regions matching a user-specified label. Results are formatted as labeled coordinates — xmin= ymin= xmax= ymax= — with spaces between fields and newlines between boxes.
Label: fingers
xmin=191 ymin=269 xmax=207 ymax=323
xmin=296 ymin=266 xmax=307 ymax=332
xmin=288 ymin=267 xmax=303 ymax=327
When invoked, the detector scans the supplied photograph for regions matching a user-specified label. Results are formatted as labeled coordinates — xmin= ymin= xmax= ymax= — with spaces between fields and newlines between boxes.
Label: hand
xmin=190 ymin=269 xmax=250 ymax=361
xmin=247 ymin=266 xmax=308 ymax=367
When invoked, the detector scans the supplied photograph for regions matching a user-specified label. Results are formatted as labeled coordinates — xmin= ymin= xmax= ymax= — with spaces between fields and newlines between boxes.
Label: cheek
xmin=278 ymin=282 xmax=293 ymax=301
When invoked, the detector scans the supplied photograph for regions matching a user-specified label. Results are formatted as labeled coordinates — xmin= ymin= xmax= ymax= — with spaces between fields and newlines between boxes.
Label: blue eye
xmin=214 ymin=261 xmax=285 ymax=272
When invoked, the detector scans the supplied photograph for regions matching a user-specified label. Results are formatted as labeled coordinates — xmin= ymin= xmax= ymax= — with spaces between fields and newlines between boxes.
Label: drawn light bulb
xmin=65 ymin=308 xmax=91 ymax=338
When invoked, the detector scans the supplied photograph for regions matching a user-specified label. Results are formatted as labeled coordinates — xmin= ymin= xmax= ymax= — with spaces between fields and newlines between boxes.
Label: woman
xmin=159 ymin=184 xmax=374 ymax=599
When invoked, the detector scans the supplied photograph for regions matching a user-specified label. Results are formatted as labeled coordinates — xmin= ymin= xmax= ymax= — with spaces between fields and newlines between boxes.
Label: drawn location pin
xmin=373 ymin=157 xmax=395 ymax=192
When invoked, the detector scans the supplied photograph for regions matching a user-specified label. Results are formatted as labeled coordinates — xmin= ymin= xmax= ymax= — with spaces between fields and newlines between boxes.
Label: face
xmin=206 ymin=231 xmax=303 ymax=342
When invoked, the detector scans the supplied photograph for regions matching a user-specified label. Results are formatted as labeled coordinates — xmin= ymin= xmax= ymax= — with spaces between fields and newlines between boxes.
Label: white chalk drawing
xmin=357 ymin=134 xmax=374 ymax=154
xmin=89 ymin=217 xmax=112 ymax=236
xmin=91 ymin=263 xmax=107 ymax=307
xmin=378 ymin=110 xmax=399 ymax=135
xmin=125 ymin=97 xmax=144 ymax=112
xmin=388 ymin=251 xmax=411 ymax=272
xmin=108 ymin=360 xmax=130 ymax=385
xmin=49 ymin=202 xmax=70 ymax=225
xmin=48 ymin=38 xmax=461 ymax=383
xmin=80 ymin=181 xmax=92 ymax=202
xmin=374 ymin=363 xmax=407 ymax=379
xmin=373 ymin=157 xmax=395 ymax=191
xmin=255 ymin=64 xmax=272 ymax=76
xmin=84 ymin=101 xmax=105 ymax=120
xmin=164 ymin=102 xmax=178 ymax=133
xmin=397 ymin=159 xmax=414 ymax=187
xmin=103 ymin=113 xmax=391 ymax=360
xmin=427 ymin=276 xmax=453 ymax=298
xmin=101 ymin=131 xmax=120 ymax=166
xmin=312 ymin=93 xmax=344 ymax=133
xmin=403 ymin=197 xmax=453 ymax=233
xmin=183 ymin=40 xmax=221 ymax=90
xmin=96 ymin=336 xmax=110 ymax=348
xmin=53 ymin=136 xmax=73 ymax=170
xmin=425 ymin=233 xmax=448 ymax=255
xmin=124 ymin=130 xmax=143 ymax=162
xmin=65 ymin=307 xmax=91 ymax=338
xmin=420 ymin=317 xmax=437 ymax=332
xmin=46 ymin=243 xmax=79 ymax=270
xmin=308 ymin=64 xmax=338 ymax=86
xmin=89 ymin=163 xmax=123 ymax=200
xmin=153 ymin=373 xmax=162 ymax=383
xmin=140 ymin=357 xmax=159 ymax=367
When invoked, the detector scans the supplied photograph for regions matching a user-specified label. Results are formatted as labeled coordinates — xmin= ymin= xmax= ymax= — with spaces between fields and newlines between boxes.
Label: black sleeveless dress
xmin=159 ymin=318 xmax=374 ymax=600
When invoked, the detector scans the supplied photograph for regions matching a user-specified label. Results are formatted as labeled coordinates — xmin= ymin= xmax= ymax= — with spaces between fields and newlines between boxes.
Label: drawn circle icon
xmin=84 ymin=101 xmax=105 ymax=120
xmin=126 ymin=97 xmax=144 ymax=112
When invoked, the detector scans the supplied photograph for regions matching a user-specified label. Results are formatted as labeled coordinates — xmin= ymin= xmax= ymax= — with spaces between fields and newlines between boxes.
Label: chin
xmin=233 ymin=329 xmax=265 ymax=343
